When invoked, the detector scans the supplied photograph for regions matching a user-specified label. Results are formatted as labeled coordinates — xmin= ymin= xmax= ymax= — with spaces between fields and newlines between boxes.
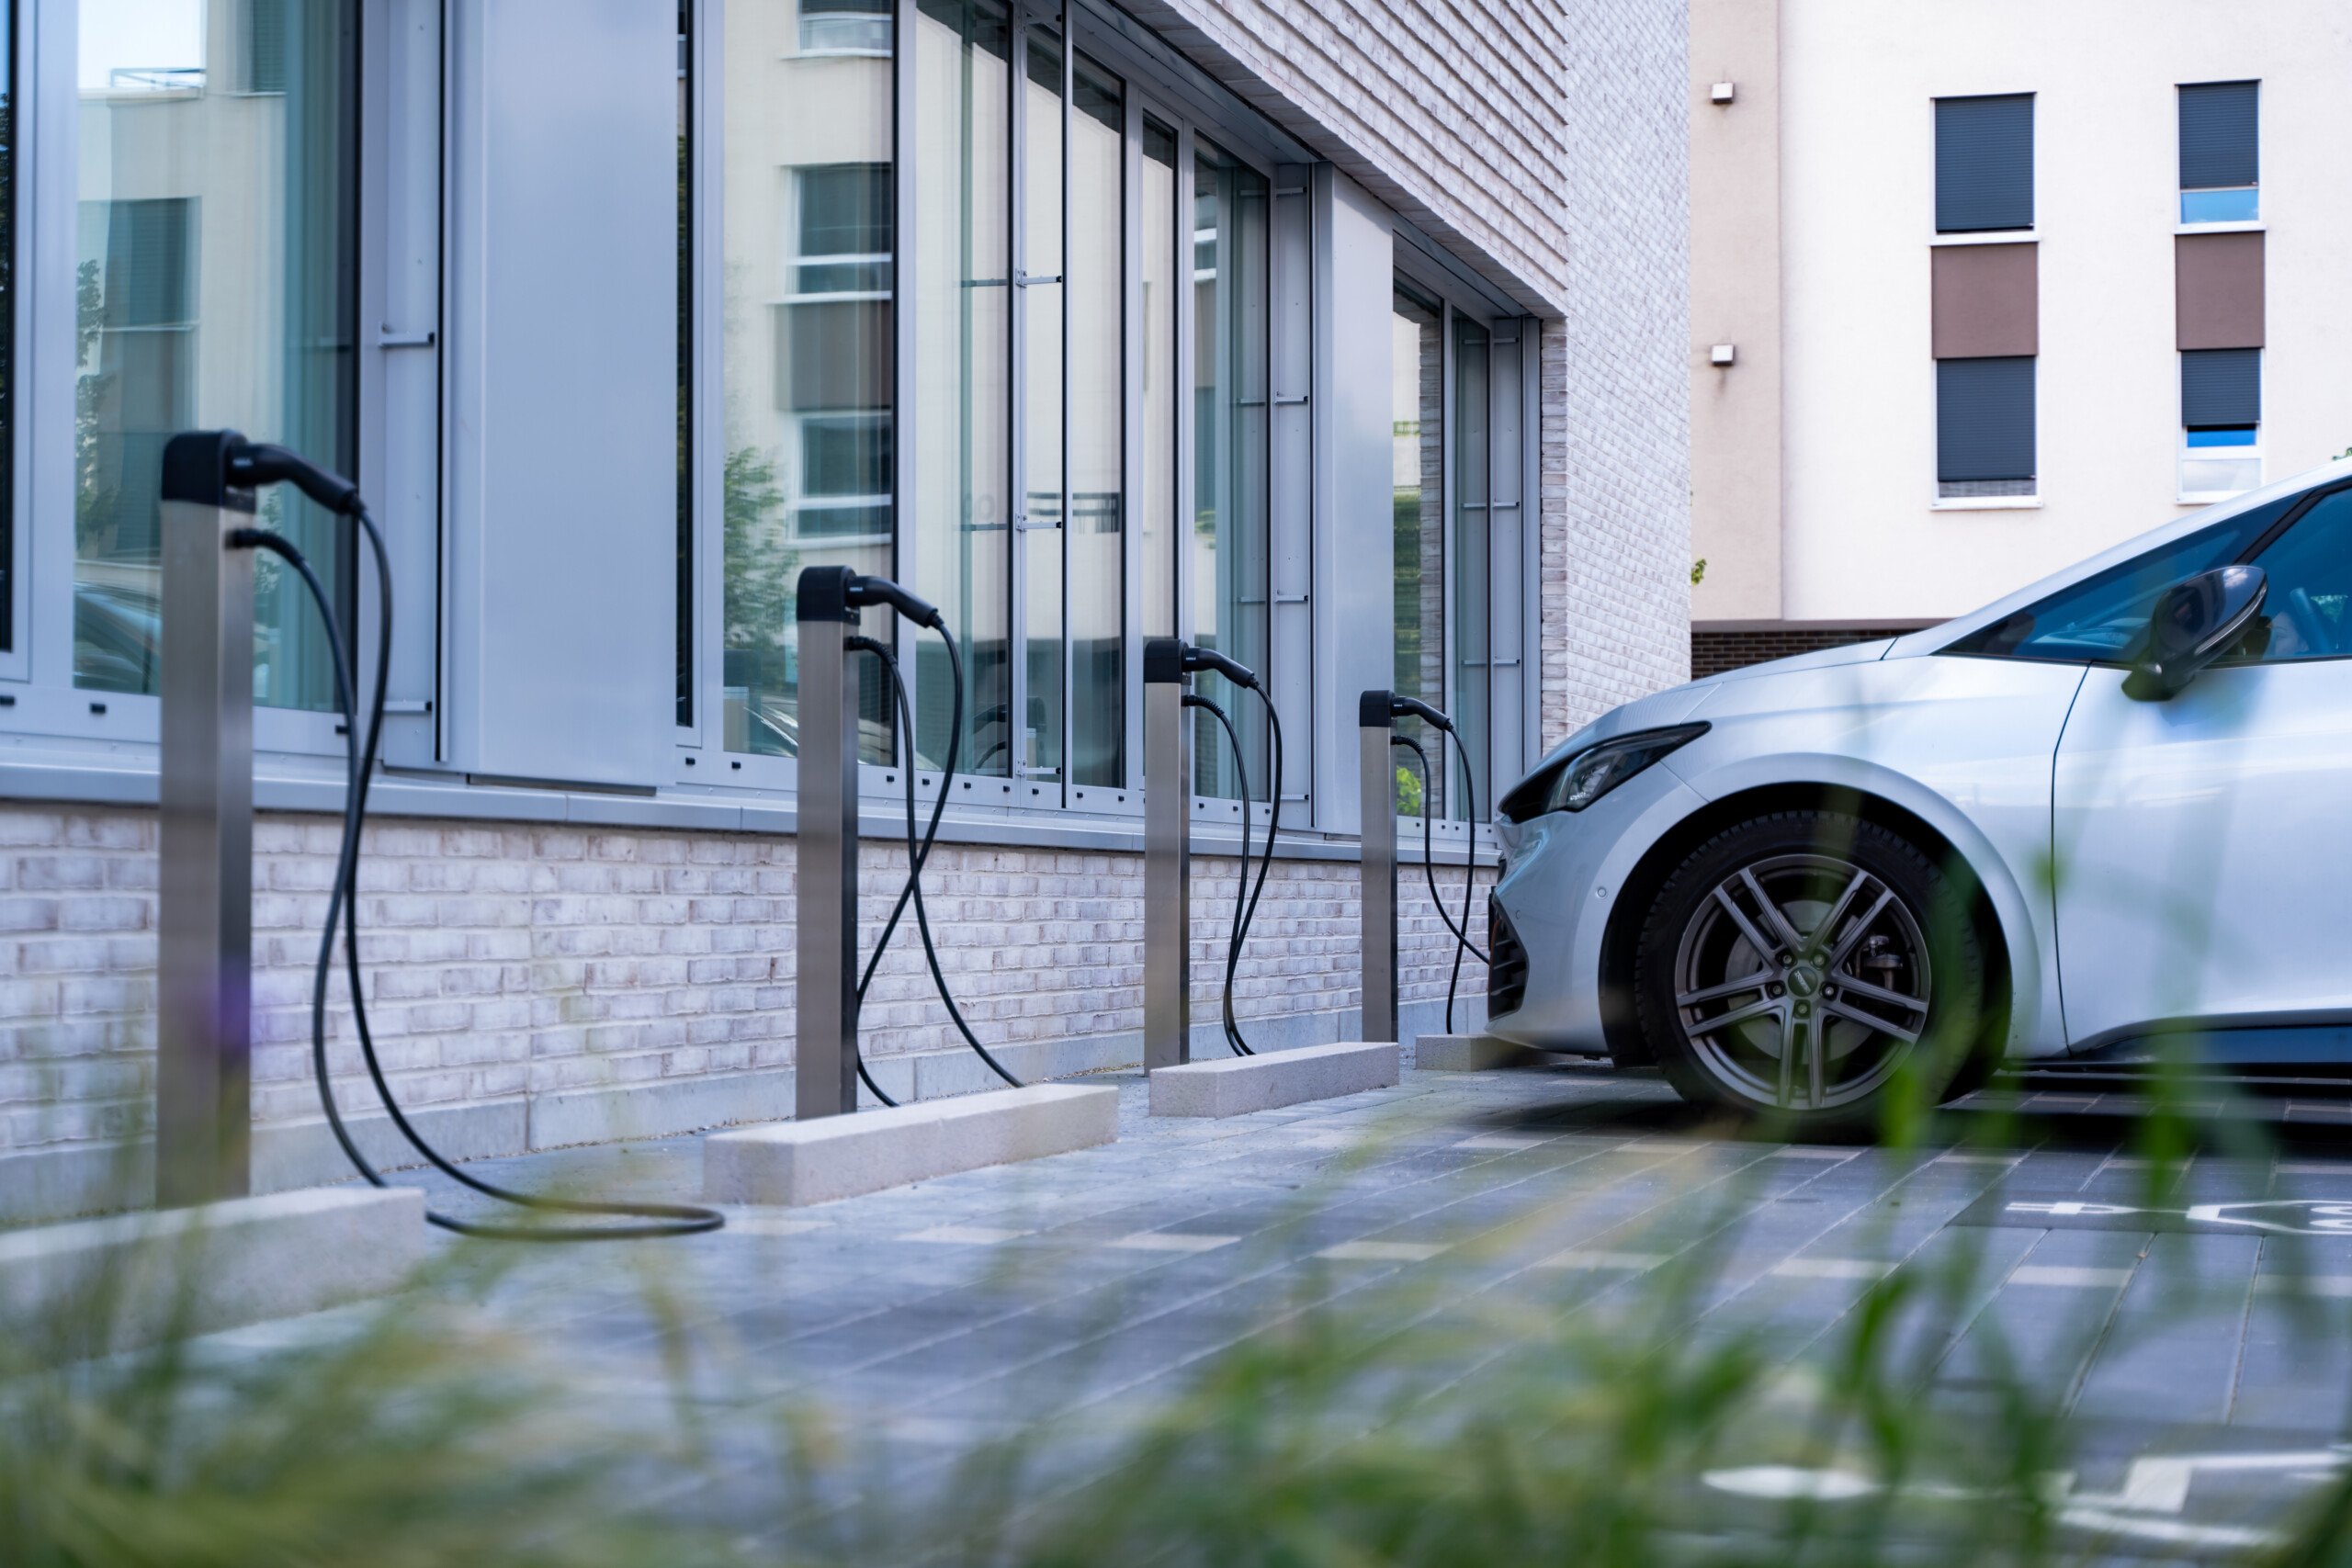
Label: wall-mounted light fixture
xmin=1709 ymin=344 xmax=1736 ymax=367
xmin=1710 ymin=81 xmax=1736 ymax=106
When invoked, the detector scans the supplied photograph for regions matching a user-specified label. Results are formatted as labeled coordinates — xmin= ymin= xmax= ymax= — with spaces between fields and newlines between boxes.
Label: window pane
xmin=913 ymin=0 xmax=1010 ymax=773
xmin=1390 ymin=284 xmax=1443 ymax=817
xmin=2180 ymin=186 xmax=2258 ymax=224
xmin=2245 ymin=489 xmax=2352 ymax=662
xmin=1069 ymin=60 xmax=1123 ymax=787
xmin=1189 ymin=140 xmax=1267 ymax=802
xmin=1451 ymin=316 xmax=1489 ymax=823
xmin=1947 ymin=493 xmax=2293 ymax=663
xmin=75 ymin=0 xmax=358 ymax=709
xmin=1139 ymin=118 xmax=1176 ymax=641
xmin=1018 ymin=27 xmax=1062 ymax=781
xmin=723 ymin=0 xmax=895 ymax=761
xmin=1934 ymin=93 xmax=2033 ymax=234
xmin=677 ymin=1 xmax=692 ymax=725
xmin=0 ymin=3 xmax=14 ymax=654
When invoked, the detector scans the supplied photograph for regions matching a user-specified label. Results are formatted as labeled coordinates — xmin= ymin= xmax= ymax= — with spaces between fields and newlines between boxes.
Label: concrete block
xmin=1148 ymin=1040 xmax=1401 ymax=1119
xmin=0 ymin=1186 xmax=427 ymax=1359
xmin=702 ymin=1083 xmax=1119 ymax=1207
xmin=1415 ymin=1033 xmax=1546 ymax=1072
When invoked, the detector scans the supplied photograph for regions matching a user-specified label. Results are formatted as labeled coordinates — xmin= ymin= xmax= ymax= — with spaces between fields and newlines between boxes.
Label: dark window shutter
xmin=2181 ymin=347 xmax=2260 ymax=428
xmin=1935 ymin=94 xmax=2034 ymax=233
xmin=1937 ymin=356 xmax=2036 ymax=481
xmin=2179 ymin=81 xmax=2257 ymax=190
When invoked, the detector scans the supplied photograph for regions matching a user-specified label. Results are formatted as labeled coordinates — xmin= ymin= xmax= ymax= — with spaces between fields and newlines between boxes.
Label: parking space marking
xmin=1538 ymin=1249 xmax=1669 ymax=1270
xmin=2275 ymin=1162 xmax=2352 ymax=1177
xmin=1932 ymin=1151 xmax=2024 ymax=1165
xmin=1317 ymin=1240 xmax=1445 ymax=1263
xmin=1106 ymin=1231 xmax=1238 ymax=1253
xmin=1770 ymin=1257 xmax=1894 ymax=1280
xmin=899 ymin=1225 xmax=1034 ymax=1246
xmin=2253 ymin=1274 xmax=2352 ymax=1297
xmin=2008 ymin=1264 xmax=2135 ymax=1288
xmin=1773 ymin=1147 xmax=1856 ymax=1161
xmin=1453 ymin=1134 xmax=1551 ymax=1151
xmin=720 ymin=1214 xmax=830 ymax=1237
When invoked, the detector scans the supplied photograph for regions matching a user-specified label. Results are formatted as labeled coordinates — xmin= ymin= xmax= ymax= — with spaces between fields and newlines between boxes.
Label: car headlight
xmin=1495 ymin=725 xmax=1708 ymax=822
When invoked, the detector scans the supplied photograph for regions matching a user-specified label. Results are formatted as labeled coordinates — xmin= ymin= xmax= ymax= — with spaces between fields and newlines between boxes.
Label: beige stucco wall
xmin=1771 ymin=0 xmax=2352 ymax=622
xmin=1687 ymin=0 xmax=1782 ymax=623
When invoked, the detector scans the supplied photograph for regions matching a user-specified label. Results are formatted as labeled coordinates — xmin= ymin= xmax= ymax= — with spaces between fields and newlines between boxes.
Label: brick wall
xmin=1691 ymin=626 xmax=1924 ymax=679
xmin=0 ymin=806 xmax=1492 ymax=1192
xmin=1541 ymin=0 xmax=1694 ymax=748
xmin=1142 ymin=0 xmax=1577 ymax=314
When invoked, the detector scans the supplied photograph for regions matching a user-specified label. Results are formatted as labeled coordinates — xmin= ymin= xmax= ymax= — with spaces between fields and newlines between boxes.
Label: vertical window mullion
xmin=1005 ymin=8 xmax=1029 ymax=796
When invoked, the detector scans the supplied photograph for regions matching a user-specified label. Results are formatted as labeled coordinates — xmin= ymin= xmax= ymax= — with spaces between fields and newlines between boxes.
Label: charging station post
xmin=155 ymin=432 xmax=258 ymax=1207
xmin=1357 ymin=692 xmax=1399 ymax=1044
xmin=1142 ymin=637 xmax=1193 ymax=1068
xmin=794 ymin=567 xmax=864 ymax=1120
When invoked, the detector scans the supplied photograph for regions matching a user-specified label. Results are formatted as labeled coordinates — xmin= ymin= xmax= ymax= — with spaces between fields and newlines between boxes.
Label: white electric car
xmin=1487 ymin=461 xmax=2352 ymax=1128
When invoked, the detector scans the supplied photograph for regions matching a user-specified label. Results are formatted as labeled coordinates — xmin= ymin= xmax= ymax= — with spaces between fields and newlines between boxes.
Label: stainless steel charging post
xmin=1358 ymin=691 xmax=1399 ymax=1043
xmin=1142 ymin=637 xmax=1193 ymax=1068
xmin=154 ymin=432 xmax=260 ymax=1208
xmin=794 ymin=567 xmax=863 ymax=1120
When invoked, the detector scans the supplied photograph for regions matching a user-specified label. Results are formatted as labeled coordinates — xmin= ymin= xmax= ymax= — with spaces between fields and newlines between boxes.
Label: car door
xmin=2052 ymin=481 xmax=2352 ymax=1049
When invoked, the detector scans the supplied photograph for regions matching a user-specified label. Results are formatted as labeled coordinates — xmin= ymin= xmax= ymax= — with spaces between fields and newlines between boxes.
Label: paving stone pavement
xmin=191 ymin=1060 xmax=2352 ymax=1561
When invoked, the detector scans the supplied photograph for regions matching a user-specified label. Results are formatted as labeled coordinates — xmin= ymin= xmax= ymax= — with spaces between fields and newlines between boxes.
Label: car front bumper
xmin=1485 ymin=764 xmax=1711 ymax=1053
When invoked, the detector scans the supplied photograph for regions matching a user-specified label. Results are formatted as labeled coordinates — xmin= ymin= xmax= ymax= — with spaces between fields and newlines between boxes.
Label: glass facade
xmin=1068 ymin=60 xmax=1124 ymax=787
xmin=1188 ymin=139 xmax=1268 ymax=803
xmin=74 ymin=0 xmax=358 ymax=709
xmin=1390 ymin=283 xmax=1444 ymax=817
xmin=0 ymin=0 xmax=12 ymax=656
xmin=721 ymin=0 xmax=896 ymax=761
xmin=1450 ymin=314 xmax=1490 ymax=819
xmin=1138 ymin=118 xmax=1177 ymax=644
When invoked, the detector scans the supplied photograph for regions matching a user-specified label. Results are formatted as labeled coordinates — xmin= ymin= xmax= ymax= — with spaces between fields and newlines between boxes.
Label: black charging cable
xmin=1176 ymin=649 xmax=1285 ymax=1059
xmin=228 ymin=449 xmax=719 ymax=1238
xmin=1389 ymin=730 xmax=1489 ymax=1035
xmin=843 ymin=627 xmax=1023 ymax=1103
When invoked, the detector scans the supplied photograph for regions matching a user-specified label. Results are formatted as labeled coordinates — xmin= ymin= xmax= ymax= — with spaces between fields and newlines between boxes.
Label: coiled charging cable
xmin=1182 ymin=681 xmax=1285 ymax=1057
xmin=1389 ymin=728 xmax=1488 ymax=1034
xmin=842 ymin=629 xmax=1023 ymax=1104
xmin=232 ymin=447 xmax=720 ymax=1238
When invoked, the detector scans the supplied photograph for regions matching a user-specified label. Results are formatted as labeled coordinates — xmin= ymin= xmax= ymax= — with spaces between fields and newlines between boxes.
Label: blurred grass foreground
xmin=6 ymin=1061 xmax=2352 ymax=1567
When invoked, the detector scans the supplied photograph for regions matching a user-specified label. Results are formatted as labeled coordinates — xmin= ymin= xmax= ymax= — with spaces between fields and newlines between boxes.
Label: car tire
xmin=1633 ymin=809 xmax=1990 ymax=1134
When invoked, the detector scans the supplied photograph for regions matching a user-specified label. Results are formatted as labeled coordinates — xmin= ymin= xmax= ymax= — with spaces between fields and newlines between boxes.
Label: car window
xmin=1944 ymin=491 xmax=2299 ymax=664
xmin=2225 ymin=487 xmax=2352 ymax=663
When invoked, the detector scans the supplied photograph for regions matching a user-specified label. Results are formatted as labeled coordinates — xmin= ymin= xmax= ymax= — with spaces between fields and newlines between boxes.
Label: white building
xmin=1689 ymin=0 xmax=2352 ymax=673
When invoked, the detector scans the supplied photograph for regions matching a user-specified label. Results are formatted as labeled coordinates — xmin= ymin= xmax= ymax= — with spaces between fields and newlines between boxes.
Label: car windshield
xmin=1943 ymin=491 xmax=2301 ymax=663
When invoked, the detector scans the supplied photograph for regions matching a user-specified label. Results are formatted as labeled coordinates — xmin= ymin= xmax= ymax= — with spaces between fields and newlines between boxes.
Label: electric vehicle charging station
xmin=1138 ymin=639 xmax=1399 ymax=1117
xmin=1356 ymin=690 xmax=1529 ymax=1072
xmin=0 ymin=434 xmax=428 ymax=1357
xmin=700 ymin=568 xmax=1117 ymax=1207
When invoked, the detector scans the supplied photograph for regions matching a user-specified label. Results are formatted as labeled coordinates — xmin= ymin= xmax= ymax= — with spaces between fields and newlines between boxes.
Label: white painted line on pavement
xmin=899 ymin=1224 xmax=1034 ymax=1246
xmin=2008 ymin=1264 xmax=2134 ymax=1288
xmin=1107 ymin=1231 xmax=1238 ymax=1253
xmin=1773 ymin=1147 xmax=1856 ymax=1161
xmin=1317 ymin=1240 xmax=1444 ymax=1262
xmin=1770 ymin=1257 xmax=1894 ymax=1280
xmin=1454 ymin=1134 xmax=1549 ymax=1150
xmin=1539 ymin=1249 xmax=1669 ymax=1270
xmin=1932 ymin=1151 xmax=2024 ymax=1165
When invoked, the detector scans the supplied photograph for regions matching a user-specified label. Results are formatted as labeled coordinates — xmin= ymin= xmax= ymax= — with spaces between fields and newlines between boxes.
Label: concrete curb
xmin=0 ymin=1187 xmax=427 ymax=1359
xmin=702 ymin=1083 xmax=1120 ymax=1206
xmin=1415 ymin=1033 xmax=1548 ymax=1071
xmin=1148 ymin=1041 xmax=1402 ymax=1118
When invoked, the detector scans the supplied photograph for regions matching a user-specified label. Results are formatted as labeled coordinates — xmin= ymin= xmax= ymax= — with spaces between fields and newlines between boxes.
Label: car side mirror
xmin=2122 ymin=564 xmax=2267 ymax=701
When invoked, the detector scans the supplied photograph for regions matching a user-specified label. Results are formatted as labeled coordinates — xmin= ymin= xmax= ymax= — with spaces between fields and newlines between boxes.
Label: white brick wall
xmin=1543 ymin=0 xmax=1695 ymax=745
xmin=0 ymin=806 xmax=1490 ymax=1167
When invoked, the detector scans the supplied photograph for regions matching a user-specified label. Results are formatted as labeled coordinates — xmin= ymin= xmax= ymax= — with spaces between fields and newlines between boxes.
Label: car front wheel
xmin=1632 ymin=809 xmax=1988 ymax=1131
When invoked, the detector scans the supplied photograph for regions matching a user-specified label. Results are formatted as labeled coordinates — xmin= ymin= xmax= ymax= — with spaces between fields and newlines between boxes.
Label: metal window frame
xmin=1388 ymin=238 xmax=1533 ymax=844
xmin=0 ymin=0 xmax=30 ymax=686
xmin=2 ymin=0 xmax=358 ymax=757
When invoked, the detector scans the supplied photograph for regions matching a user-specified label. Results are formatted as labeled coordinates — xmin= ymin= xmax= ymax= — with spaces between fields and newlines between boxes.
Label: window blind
xmin=1935 ymin=94 xmax=2034 ymax=233
xmin=2179 ymin=81 xmax=2258 ymax=191
xmin=1937 ymin=355 xmax=2036 ymax=481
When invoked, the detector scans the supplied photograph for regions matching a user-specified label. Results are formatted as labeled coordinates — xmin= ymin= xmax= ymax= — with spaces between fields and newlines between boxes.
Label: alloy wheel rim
xmin=1670 ymin=852 xmax=1932 ymax=1112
